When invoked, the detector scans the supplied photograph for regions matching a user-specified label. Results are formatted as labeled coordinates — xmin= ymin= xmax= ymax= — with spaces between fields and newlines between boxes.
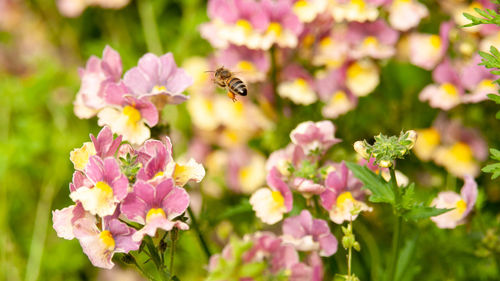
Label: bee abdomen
xmin=228 ymin=77 xmax=247 ymax=96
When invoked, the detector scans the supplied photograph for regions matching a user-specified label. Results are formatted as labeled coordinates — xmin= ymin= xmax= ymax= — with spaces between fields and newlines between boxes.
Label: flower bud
xmin=342 ymin=235 xmax=356 ymax=249
xmin=353 ymin=141 xmax=370 ymax=159
xmin=406 ymin=130 xmax=418 ymax=150
xmin=379 ymin=160 xmax=393 ymax=168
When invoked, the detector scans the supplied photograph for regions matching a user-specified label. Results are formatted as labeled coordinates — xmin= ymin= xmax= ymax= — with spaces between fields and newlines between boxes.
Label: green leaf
xmin=490 ymin=148 xmax=500 ymax=160
xmin=487 ymin=93 xmax=500 ymax=104
xmin=345 ymin=162 xmax=395 ymax=204
xmin=402 ymin=206 xmax=451 ymax=221
xmin=396 ymin=236 xmax=420 ymax=281
xmin=401 ymin=183 xmax=416 ymax=210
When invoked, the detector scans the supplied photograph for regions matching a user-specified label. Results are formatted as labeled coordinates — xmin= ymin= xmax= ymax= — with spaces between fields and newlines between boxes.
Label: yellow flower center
xmin=420 ymin=128 xmax=441 ymax=146
xmin=479 ymin=79 xmax=495 ymax=89
xmin=347 ymin=62 xmax=364 ymax=79
xmin=456 ymin=199 xmax=467 ymax=215
xmin=173 ymin=163 xmax=188 ymax=186
xmin=271 ymin=190 xmax=285 ymax=210
xmin=336 ymin=191 xmax=355 ymax=206
xmin=449 ymin=142 xmax=474 ymax=162
xmin=154 ymin=171 xmax=165 ymax=179
xmin=239 ymin=166 xmax=251 ymax=183
xmin=99 ymin=230 xmax=116 ymax=251
xmin=267 ymin=22 xmax=282 ymax=36
xmin=302 ymin=34 xmax=315 ymax=47
xmin=223 ymin=129 xmax=240 ymax=144
xmin=153 ymin=85 xmax=167 ymax=92
xmin=95 ymin=181 xmax=114 ymax=197
xmin=294 ymin=78 xmax=308 ymax=89
xmin=146 ymin=208 xmax=166 ymax=223
xmin=320 ymin=37 xmax=333 ymax=48
xmin=236 ymin=19 xmax=253 ymax=33
xmin=469 ymin=2 xmax=483 ymax=10
xmin=332 ymin=91 xmax=348 ymax=103
xmin=237 ymin=61 xmax=256 ymax=72
xmin=429 ymin=35 xmax=441 ymax=49
xmin=293 ymin=0 xmax=309 ymax=9
xmin=123 ymin=105 xmax=142 ymax=127
xmin=352 ymin=0 xmax=366 ymax=9
xmin=363 ymin=36 xmax=378 ymax=46
xmin=441 ymin=83 xmax=458 ymax=96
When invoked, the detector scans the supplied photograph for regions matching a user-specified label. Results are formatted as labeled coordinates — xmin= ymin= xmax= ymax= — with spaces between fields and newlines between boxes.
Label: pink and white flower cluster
xmin=250 ymin=120 xmax=372 ymax=225
xmin=74 ymin=46 xmax=193 ymax=145
xmin=53 ymin=127 xmax=205 ymax=269
xmin=208 ymin=216 xmax=332 ymax=281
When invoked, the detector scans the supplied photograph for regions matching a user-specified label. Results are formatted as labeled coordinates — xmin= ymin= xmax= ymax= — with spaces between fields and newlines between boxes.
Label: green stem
xmin=137 ymin=0 xmax=163 ymax=54
xmin=347 ymin=220 xmax=353 ymax=277
xmin=131 ymin=256 xmax=156 ymax=281
xmin=187 ymin=206 xmax=212 ymax=258
xmin=169 ymin=229 xmax=178 ymax=275
xmin=388 ymin=167 xmax=402 ymax=281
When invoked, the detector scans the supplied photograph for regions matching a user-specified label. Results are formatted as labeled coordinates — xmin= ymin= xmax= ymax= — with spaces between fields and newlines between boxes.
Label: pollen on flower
xmin=449 ymin=142 xmax=474 ymax=162
xmin=456 ymin=199 xmax=467 ymax=214
xmin=99 ymin=230 xmax=116 ymax=251
xmin=123 ymin=105 xmax=142 ymax=127
xmin=146 ymin=208 xmax=166 ymax=223
xmin=441 ymin=83 xmax=458 ymax=96
xmin=429 ymin=35 xmax=441 ymax=49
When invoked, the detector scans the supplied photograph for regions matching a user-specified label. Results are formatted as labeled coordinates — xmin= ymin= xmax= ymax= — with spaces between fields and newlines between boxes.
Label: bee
xmin=209 ymin=67 xmax=247 ymax=102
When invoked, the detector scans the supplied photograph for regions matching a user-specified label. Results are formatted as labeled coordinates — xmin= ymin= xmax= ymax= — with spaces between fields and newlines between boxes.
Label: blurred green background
xmin=2 ymin=0 xmax=500 ymax=281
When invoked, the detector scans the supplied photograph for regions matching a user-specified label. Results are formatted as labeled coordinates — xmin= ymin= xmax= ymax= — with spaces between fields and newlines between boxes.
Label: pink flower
xmin=123 ymin=53 xmax=192 ymax=105
xmin=409 ymin=21 xmax=453 ymax=70
xmin=316 ymin=67 xmax=358 ymax=119
xmin=261 ymin=0 xmax=304 ymax=48
xmin=137 ymin=139 xmax=205 ymax=187
xmin=278 ymin=65 xmax=318 ymax=105
xmin=388 ymin=0 xmax=428 ymax=31
xmin=290 ymin=120 xmax=341 ymax=155
xmin=97 ymin=82 xmax=158 ymax=145
xmin=266 ymin=143 xmax=305 ymax=175
xmin=461 ymin=55 xmax=499 ymax=103
xmin=292 ymin=178 xmax=326 ymax=196
xmin=419 ymin=59 xmax=463 ymax=110
xmin=74 ymin=46 xmax=122 ymax=118
xmin=431 ymin=175 xmax=478 ymax=229
xmin=73 ymin=216 xmax=140 ymax=269
xmin=320 ymin=162 xmax=371 ymax=224
xmin=226 ymin=148 xmax=267 ymax=194
xmin=216 ymin=45 xmax=270 ymax=82
xmin=52 ymin=203 xmax=94 ymax=240
xmin=121 ymin=179 xmax=190 ymax=242
xmin=346 ymin=20 xmax=399 ymax=59
xmin=290 ymin=252 xmax=323 ymax=281
xmin=91 ymin=126 xmax=123 ymax=158
xmin=250 ymin=167 xmax=293 ymax=224
xmin=70 ymin=156 xmax=128 ymax=217
xmin=282 ymin=210 xmax=338 ymax=256
xmin=57 ymin=0 xmax=130 ymax=18
xmin=243 ymin=232 xmax=299 ymax=273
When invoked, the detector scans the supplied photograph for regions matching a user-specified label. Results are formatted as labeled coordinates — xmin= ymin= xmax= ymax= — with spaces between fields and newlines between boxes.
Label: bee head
xmin=215 ymin=67 xmax=231 ymax=79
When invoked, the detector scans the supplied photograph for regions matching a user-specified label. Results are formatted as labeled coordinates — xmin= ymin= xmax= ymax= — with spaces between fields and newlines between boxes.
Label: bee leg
xmin=227 ymin=91 xmax=237 ymax=102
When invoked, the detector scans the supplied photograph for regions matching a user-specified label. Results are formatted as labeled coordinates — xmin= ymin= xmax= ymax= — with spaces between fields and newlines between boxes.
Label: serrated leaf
xmin=346 ymin=162 xmax=395 ymax=204
xmin=490 ymin=148 xmax=500 ymax=160
xmin=402 ymin=206 xmax=451 ymax=221
xmin=482 ymin=163 xmax=500 ymax=173
xmin=401 ymin=183 xmax=416 ymax=209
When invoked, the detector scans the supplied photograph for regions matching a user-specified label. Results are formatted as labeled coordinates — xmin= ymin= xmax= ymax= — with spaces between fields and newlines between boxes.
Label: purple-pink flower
xmin=123 ymin=53 xmax=192 ymax=106
xmin=431 ymin=175 xmax=478 ymax=229
xmin=121 ymin=179 xmax=190 ymax=242
xmin=73 ymin=216 xmax=140 ymax=269
xmin=282 ymin=210 xmax=338 ymax=256
xmin=290 ymin=120 xmax=341 ymax=155
xmin=74 ymin=46 xmax=122 ymax=119
xmin=70 ymin=156 xmax=128 ymax=217
xmin=419 ymin=58 xmax=463 ymax=110
xmin=346 ymin=20 xmax=399 ymax=59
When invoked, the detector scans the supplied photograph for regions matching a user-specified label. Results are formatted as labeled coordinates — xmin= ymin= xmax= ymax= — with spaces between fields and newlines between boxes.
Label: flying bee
xmin=208 ymin=67 xmax=247 ymax=102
